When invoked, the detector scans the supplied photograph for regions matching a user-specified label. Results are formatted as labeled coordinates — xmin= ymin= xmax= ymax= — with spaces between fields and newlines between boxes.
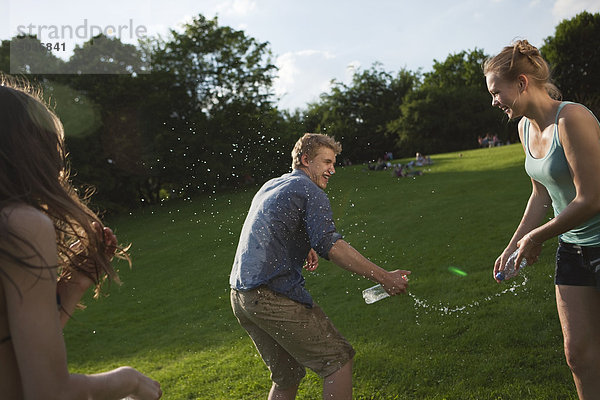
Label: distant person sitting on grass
xmin=0 ymin=76 xmax=162 ymax=399
xmin=415 ymin=152 xmax=432 ymax=166
xmin=393 ymin=164 xmax=406 ymax=177
xmin=394 ymin=164 xmax=423 ymax=178
xmin=230 ymin=133 xmax=410 ymax=400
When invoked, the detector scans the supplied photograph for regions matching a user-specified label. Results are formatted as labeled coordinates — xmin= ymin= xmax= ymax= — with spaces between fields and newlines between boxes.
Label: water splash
xmin=408 ymin=275 xmax=529 ymax=324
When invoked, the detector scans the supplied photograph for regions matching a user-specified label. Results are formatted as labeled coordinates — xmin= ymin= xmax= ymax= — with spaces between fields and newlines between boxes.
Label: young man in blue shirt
xmin=230 ymin=133 xmax=410 ymax=399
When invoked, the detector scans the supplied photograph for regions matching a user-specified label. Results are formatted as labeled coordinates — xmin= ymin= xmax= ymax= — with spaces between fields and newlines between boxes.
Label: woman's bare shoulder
xmin=560 ymin=103 xmax=598 ymax=126
xmin=558 ymin=103 xmax=600 ymax=143
xmin=0 ymin=204 xmax=56 ymax=250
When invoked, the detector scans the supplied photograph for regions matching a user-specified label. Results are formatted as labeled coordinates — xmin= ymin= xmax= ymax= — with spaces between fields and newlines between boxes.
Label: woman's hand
xmin=118 ymin=367 xmax=162 ymax=400
xmin=494 ymin=246 xmax=516 ymax=282
xmin=93 ymin=221 xmax=118 ymax=260
xmin=515 ymin=233 xmax=542 ymax=267
xmin=494 ymin=234 xmax=542 ymax=282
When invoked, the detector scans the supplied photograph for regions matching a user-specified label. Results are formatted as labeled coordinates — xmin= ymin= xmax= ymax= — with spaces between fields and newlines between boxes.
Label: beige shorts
xmin=230 ymin=287 xmax=355 ymax=389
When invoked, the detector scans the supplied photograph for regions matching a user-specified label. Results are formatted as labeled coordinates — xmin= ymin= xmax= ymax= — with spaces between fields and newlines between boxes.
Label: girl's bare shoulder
xmin=559 ymin=103 xmax=599 ymax=127
xmin=0 ymin=204 xmax=55 ymax=248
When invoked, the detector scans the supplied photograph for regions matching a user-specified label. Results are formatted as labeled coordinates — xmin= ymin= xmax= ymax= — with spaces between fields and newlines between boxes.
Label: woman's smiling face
xmin=486 ymin=73 xmax=522 ymax=119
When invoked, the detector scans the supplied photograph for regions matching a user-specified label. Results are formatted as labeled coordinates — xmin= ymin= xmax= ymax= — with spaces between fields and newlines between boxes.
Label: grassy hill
xmin=64 ymin=144 xmax=577 ymax=399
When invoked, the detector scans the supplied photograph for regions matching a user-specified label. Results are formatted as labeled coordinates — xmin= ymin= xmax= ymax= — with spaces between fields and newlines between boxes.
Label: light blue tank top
xmin=524 ymin=101 xmax=600 ymax=246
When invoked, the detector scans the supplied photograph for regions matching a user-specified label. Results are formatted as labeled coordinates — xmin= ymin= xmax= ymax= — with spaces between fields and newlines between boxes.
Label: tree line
xmin=1 ymin=12 xmax=598 ymax=213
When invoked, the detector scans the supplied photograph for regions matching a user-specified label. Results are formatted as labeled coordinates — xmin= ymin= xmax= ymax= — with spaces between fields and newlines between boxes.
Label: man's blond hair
xmin=291 ymin=133 xmax=342 ymax=170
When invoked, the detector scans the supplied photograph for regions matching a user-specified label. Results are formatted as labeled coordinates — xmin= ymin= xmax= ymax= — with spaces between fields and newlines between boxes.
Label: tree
xmin=54 ymin=16 xmax=285 ymax=208
xmin=541 ymin=11 xmax=600 ymax=115
xmin=4 ymin=35 xmax=65 ymax=74
xmin=391 ymin=85 xmax=501 ymax=155
xmin=150 ymin=15 xmax=276 ymax=116
xmin=0 ymin=40 xmax=10 ymax=73
xmin=55 ymin=36 xmax=162 ymax=209
xmin=389 ymin=49 xmax=515 ymax=156
xmin=422 ymin=49 xmax=489 ymax=91
xmin=68 ymin=34 xmax=150 ymax=75
xmin=143 ymin=14 xmax=284 ymax=198
xmin=305 ymin=64 xmax=418 ymax=163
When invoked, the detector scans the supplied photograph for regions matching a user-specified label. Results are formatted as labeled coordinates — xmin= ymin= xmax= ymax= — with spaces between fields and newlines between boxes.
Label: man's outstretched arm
xmin=328 ymin=239 xmax=410 ymax=295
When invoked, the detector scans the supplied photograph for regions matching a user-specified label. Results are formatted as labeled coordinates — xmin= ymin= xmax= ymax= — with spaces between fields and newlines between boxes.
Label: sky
xmin=3 ymin=0 xmax=600 ymax=111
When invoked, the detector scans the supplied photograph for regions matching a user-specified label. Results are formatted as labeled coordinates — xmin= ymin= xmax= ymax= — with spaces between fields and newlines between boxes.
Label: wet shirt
xmin=230 ymin=169 xmax=342 ymax=307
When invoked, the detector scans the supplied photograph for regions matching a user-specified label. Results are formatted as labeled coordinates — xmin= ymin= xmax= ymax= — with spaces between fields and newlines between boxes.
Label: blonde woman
xmin=485 ymin=40 xmax=600 ymax=399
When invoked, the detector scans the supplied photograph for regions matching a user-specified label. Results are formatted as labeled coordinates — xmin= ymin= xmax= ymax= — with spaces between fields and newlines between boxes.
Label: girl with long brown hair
xmin=0 ymin=74 xmax=161 ymax=399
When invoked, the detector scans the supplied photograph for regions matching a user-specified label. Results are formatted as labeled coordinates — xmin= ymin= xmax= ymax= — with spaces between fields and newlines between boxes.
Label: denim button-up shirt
xmin=230 ymin=169 xmax=342 ymax=307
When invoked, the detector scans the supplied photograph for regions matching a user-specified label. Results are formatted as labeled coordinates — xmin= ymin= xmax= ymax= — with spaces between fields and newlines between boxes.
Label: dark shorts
xmin=230 ymin=287 xmax=355 ymax=389
xmin=555 ymin=240 xmax=600 ymax=291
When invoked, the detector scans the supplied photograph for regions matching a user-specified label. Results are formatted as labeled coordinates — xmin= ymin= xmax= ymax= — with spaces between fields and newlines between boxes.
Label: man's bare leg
xmin=268 ymin=383 xmax=299 ymax=400
xmin=323 ymin=359 xmax=353 ymax=400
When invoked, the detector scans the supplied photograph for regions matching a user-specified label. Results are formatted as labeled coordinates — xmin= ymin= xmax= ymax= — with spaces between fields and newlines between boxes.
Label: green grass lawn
xmin=64 ymin=144 xmax=577 ymax=399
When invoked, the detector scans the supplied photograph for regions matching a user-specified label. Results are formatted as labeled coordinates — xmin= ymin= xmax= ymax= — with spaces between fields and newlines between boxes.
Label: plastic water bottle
xmin=496 ymin=249 xmax=527 ymax=281
xmin=362 ymin=284 xmax=389 ymax=304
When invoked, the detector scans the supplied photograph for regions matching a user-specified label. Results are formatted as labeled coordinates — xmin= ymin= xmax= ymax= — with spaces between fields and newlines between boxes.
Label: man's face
xmin=303 ymin=147 xmax=336 ymax=189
